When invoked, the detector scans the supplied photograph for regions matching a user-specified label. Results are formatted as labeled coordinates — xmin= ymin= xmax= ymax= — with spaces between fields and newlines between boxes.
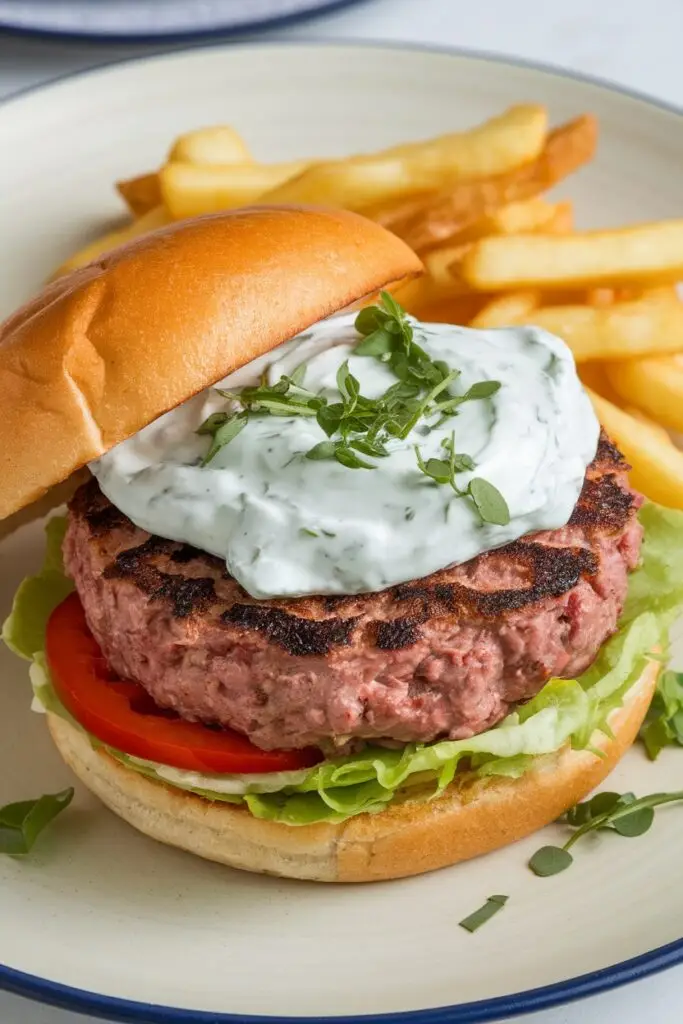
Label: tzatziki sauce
xmin=90 ymin=313 xmax=600 ymax=599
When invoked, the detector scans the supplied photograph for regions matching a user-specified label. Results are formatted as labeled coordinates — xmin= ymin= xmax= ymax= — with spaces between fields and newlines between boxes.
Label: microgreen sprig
xmin=197 ymin=292 xmax=510 ymax=526
xmin=415 ymin=433 xmax=510 ymax=526
xmin=198 ymin=369 xmax=324 ymax=466
xmin=528 ymin=789 xmax=683 ymax=877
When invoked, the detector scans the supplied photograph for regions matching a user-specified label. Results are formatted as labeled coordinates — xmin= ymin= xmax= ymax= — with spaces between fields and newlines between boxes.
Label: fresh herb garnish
xmin=0 ymin=788 xmax=74 ymax=856
xmin=198 ymin=411 xmax=248 ymax=467
xmin=216 ymin=378 xmax=324 ymax=418
xmin=197 ymin=371 xmax=325 ymax=465
xmin=528 ymin=845 xmax=573 ymax=877
xmin=415 ymin=433 xmax=510 ymax=526
xmin=528 ymin=789 xmax=683 ymax=877
xmin=458 ymin=894 xmax=509 ymax=933
xmin=639 ymin=670 xmax=683 ymax=759
xmin=197 ymin=293 xmax=508 ymax=524
xmin=309 ymin=295 xmax=499 ymax=472
xmin=468 ymin=477 xmax=511 ymax=526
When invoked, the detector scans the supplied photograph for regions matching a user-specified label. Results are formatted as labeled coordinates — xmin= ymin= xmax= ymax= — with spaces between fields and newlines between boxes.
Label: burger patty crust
xmin=63 ymin=433 xmax=643 ymax=752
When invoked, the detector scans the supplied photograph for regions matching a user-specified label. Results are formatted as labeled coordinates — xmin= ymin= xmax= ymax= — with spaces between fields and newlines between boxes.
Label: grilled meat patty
xmin=63 ymin=434 xmax=643 ymax=752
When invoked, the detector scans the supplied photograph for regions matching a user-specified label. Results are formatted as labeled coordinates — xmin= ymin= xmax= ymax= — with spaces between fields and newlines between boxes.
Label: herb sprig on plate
xmin=458 ymin=893 xmax=509 ymax=933
xmin=528 ymin=788 xmax=683 ymax=877
xmin=0 ymin=788 xmax=74 ymax=857
xmin=197 ymin=292 xmax=509 ymax=525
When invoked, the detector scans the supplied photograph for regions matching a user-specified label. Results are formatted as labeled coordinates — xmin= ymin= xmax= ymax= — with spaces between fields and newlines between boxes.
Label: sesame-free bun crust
xmin=46 ymin=661 xmax=657 ymax=883
xmin=0 ymin=207 xmax=421 ymax=520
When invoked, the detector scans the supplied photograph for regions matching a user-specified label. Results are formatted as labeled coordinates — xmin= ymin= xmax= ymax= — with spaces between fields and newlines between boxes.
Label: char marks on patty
xmin=64 ymin=431 xmax=643 ymax=750
xmin=223 ymin=604 xmax=359 ymax=657
xmin=73 ymin=430 xmax=635 ymax=654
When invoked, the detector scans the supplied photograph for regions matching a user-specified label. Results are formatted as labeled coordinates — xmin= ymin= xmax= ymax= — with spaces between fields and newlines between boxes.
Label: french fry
xmin=160 ymin=160 xmax=312 ymax=219
xmin=423 ymin=244 xmax=472 ymax=288
xmin=587 ymin=389 xmax=683 ymax=508
xmin=407 ymin=294 xmax=489 ymax=325
xmin=576 ymin=361 xmax=623 ymax=404
xmin=443 ymin=199 xmax=572 ymax=247
xmin=116 ymin=126 xmax=252 ymax=217
xmin=260 ymin=105 xmax=548 ymax=211
xmin=378 ymin=114 xmax=597 ymax=253
xmin=505 ymin=290 xmax=683 ymax=362
xmin=477 ymin=198 xmax=573 ymax=238
xmin=384 ymin=274 xmax=453 ymax=317
xmin=51 ymin=206 xmax=170 ymax=278
xmin=423 ymin=200 xmax=570 ymax=284
xmin=458 ymin=218 xmax=683 ymax=292
xmin=585 ymin=287 xmax=617 ymax=308
xmin=116 ymin=172 xmax=162 ymax=217
xmin=168 ymin=125 xmax=252 ymax=166
xmin=606 ymin=354 xmax=683 ymax=433
xmin=418 ymin=200 xmax=573 ymax=306
xmin=470 ymin=291 xmax=539 ymax=328
xmin=388 ymin=276 xmax=437 ymax=315
xmin=623 ymin=406 xmax=673 ymax=442
xmin=544 ymin=201 xmax=574 ymax=234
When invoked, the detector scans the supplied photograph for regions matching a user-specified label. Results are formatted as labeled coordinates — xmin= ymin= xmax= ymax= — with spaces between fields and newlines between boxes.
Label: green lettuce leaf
xmin=1 ymin=517 xmax=73 ymax=660
xmin=4 ymin=503 xmax=683 ymax=826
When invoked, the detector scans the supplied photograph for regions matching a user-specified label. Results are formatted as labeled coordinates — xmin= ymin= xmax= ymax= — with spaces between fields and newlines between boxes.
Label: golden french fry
xmin=51 ymin=206 xmax=170 ymax=278
xmin=410 ymin=294 xmax=490 ymax=326
xmin=422 ymin=201 xmax=571 ymax=287
xmin=585 ymin=287 xmax=617 ymax=308
xmin=387 ymin=276 xmax=435 ymax=315
xmin=459 ymin=218 xmax=683 ymax=292
xmin=160 ymin=160 xmax=312 ymax=219
xmin=417 ymin=202 xmax=572 ymax=305
xmin=506 ymin=291 xmax=683 ymax=362
xmin=378 ymin=115 xmax=597 ymax=253
xmin=423 ymin=244 xmax=472 ymax=288
xmin=168 ymin=125 xmax=252 ymax=166
xmin=576 ymin=361 xmax=622 ymax=404
xmin=480 ymin=198 xmax=572 ymax=237
xmin=623 ymin=405 xmax=673 ymax=441
xmin=544 ymin=201 xmax=574 ymax=233
xmin=470 ymin=291 xmax=539 ymax=328
xmin=587 ymin=389 xmax=683 ymax=508
xmin=117 ymin=127 xmax=251 ymax=217
xmin=606 ymin=353 xmax=683 ymax=433
xmin=116 ymin=172 xmax=162 ymax=217
xmin=260 ymin=105 xmax=548 ymax=211
xmin=439 ymin=198 xmax=567 ymax=246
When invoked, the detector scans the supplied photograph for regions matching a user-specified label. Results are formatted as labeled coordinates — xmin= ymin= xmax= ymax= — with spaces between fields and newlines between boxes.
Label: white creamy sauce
xmin=90 ymin=314 xmax=599 ymax=599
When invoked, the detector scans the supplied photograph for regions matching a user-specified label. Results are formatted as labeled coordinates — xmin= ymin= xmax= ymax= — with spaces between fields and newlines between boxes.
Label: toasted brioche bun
xmin=46 ymin=660 xmax=657 ymax=883
xmin=0 ymin=206 xmax=421 ymax=521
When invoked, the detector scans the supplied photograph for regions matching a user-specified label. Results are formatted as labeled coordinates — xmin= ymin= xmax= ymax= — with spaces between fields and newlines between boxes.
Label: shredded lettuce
xmin=4 ymin=503 xmax=683 ymax=825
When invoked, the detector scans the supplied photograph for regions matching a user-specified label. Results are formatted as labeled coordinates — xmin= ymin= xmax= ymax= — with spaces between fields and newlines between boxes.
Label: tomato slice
xmin=46 ymin=593 xmax=321 ymax=774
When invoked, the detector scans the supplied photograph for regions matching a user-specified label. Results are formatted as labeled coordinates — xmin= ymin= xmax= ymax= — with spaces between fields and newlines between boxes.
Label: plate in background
xmin=0 ymin=0 xmax=368 ymax=41
xmin=1 ymin=41 xmax=683 ymax=1024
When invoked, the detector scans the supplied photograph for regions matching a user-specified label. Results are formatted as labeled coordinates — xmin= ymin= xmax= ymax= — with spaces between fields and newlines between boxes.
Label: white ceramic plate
xmin=2 ymin=42 xmax=683 ymax=1024
xmin=0 ymin=0 xmax=366 ymax=41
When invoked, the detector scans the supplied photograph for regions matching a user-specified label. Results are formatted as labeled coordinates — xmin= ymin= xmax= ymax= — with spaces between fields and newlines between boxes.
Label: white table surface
xmin=1 ymin=0 xmax=683 ymax=1021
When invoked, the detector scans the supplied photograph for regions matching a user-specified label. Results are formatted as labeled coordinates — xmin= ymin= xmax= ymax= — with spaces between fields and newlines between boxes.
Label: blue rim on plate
xmin=0 ymin=0 xmax=369 ymax=43
xmin=1 ymin=38 xmax=683 ymax=1024
xmin=2 ymin=937 xmax=683 ymax=1024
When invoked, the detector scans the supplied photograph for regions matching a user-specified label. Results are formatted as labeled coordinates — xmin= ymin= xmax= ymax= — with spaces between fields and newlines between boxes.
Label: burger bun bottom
xmin=47 ymin=661 xmax=657 ymax=883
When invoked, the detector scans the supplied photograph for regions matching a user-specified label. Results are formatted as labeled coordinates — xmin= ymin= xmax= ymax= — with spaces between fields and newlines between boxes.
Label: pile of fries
xmin=55 ymin=105 xmax=683 ymax=509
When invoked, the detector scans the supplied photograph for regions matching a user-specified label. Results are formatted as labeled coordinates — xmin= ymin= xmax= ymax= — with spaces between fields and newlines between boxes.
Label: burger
xmin=2 ymin=206 xmax=682 ymax=883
